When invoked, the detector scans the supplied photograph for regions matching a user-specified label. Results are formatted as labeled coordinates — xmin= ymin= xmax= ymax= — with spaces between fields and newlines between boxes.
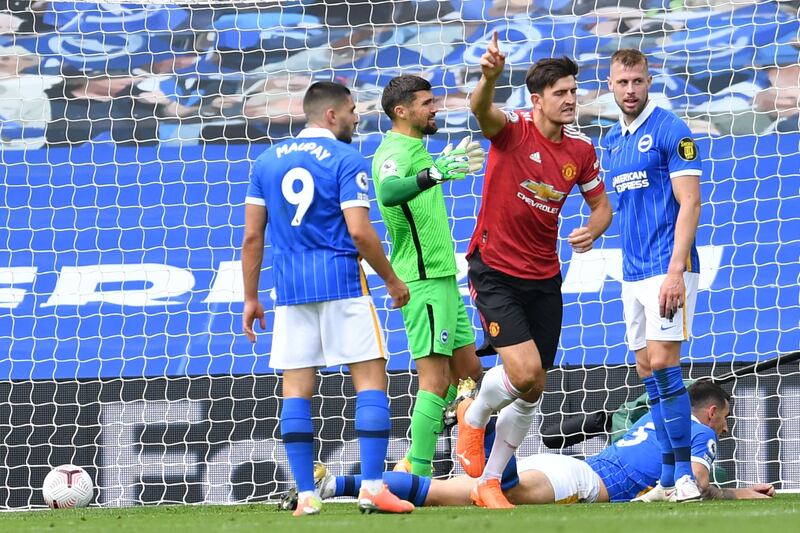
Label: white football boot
xmin=671 ymin=474 xmax=702 ymax=502
xmin=631 ymin=482 xmax=675 ymax=502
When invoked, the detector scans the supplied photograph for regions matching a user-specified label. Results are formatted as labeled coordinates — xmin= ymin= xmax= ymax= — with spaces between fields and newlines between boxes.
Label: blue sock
xmin=335 ymin=475 xmax=361 ymax=497
xmin=356 ymin=389 xmax=391 ymax=481
xmin=381 ymin=472 xmax=431 ymax=507
xmin=484 ymin=418 xmax=520 ymax=491
xmin=654 ymin=367 xmax=693 ymax=480
xmin=280 ymin=397 xmax=315 ymax=493
xmin=335 ymin=472 xmax=430 ymax=507
xmin=643 ymin=376 xmax=675 ymax=487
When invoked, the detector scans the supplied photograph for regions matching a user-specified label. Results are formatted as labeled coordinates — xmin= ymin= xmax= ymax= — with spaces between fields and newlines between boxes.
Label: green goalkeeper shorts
xmin=402 ymin=275 xmax=475 ymax=359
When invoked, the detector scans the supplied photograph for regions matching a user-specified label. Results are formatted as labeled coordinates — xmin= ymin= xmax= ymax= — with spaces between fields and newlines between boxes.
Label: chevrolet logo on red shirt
xmin=520 ymin=179 xmax=565 ymax=202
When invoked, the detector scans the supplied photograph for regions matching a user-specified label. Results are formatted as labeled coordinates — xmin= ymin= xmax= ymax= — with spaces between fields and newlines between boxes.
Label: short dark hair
xmin=381 ymin=75 xmax=431 ymax=120
xmin=689 ymin=380 xmax=731 ymax=410
xmin=525 ymin=57 xmax=579 ymax=95
xmin=303 ymin=81 xmax=351 ymax=119
xmin=611 ymin=48 xmax=649 ymax=70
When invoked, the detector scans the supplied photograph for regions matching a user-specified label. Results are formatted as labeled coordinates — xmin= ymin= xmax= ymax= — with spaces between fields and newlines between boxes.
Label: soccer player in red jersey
xmin=455 ymin=32 xmax=613 ymax=508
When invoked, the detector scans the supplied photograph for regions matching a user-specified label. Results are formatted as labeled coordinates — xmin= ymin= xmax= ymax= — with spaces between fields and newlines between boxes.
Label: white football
xmin=42 ymin=465 xmax=94 ymax=509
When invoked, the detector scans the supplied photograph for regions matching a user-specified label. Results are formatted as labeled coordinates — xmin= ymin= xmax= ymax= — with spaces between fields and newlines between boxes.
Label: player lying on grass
xmin=294 ymin=381 xmax=773 ymax=507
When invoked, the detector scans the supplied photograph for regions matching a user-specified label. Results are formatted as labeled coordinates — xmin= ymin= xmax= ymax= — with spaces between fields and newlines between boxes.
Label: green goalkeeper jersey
xmin=372 ymin=131 xmax=457 ymax=282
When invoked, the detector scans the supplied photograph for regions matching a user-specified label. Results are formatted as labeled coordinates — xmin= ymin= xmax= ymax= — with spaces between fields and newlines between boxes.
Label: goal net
xmin=0 ymin=0 xmax=798 ymax=508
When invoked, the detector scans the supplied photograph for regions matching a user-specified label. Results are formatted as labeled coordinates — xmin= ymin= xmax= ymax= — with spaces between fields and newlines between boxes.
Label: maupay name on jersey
xmin=275 ymin=141 xmax=333 ymax=162
xmin=245 ymin=128 xmax=371 ymax=306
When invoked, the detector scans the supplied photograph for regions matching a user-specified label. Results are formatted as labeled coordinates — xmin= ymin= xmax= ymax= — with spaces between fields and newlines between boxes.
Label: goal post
xmin=0 ymin=0 xmax=798 ymax=508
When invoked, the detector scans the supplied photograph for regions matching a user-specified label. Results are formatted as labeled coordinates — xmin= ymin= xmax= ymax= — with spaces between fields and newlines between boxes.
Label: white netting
xmin=0 ymin=0 xmax=798 ymax=508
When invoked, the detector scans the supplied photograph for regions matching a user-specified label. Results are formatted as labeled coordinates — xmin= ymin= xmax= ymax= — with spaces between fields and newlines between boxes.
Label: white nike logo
xmin=456 ymin=451 xmax=471 ymax=467
xmin=664 ymin=417 xmax=681 ymax=424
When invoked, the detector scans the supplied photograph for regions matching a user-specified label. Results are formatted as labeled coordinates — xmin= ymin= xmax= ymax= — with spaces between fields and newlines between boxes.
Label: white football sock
xmin=481 ymin=398 xmax=539 ymax=481
xmin=298 ymin=490 xmax=317 ymax=501
xmin=360 ymin=478 xmax=383 ymax=495
xmin=465 ymin=365 xmax=522 ymax=429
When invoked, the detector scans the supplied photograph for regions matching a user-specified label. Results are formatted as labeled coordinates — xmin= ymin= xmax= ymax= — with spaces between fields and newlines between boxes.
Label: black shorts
xmin=468 ymin=250 xmax=563 ymax=370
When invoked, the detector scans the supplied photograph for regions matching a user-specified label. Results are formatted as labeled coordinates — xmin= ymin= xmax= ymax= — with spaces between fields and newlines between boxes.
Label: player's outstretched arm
xmin=378 ymin=139 xmax=486 ymax=207
xmin=242 ymin=204 xmax=267 ymax=342
xmin=693 ymin=462 xmax=774 ymax=500
xmin=469 ymin=30 xmax=508 ymax=139
xmin=343 ymin=206 xmax=410 ymax=308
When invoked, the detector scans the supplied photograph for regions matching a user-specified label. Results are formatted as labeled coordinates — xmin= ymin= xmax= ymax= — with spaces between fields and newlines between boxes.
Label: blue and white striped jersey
xmin=601 ymin=102 xmax=702 ymax=282
xmin=585 ymin=413 xmax=718 ymax=502
xmin=245 ymin=128 xmax=371 ymax=306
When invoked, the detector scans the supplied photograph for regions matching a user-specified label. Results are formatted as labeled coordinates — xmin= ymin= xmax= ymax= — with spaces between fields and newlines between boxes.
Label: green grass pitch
xmin=3 ymin=496 xmax=800 ymax=533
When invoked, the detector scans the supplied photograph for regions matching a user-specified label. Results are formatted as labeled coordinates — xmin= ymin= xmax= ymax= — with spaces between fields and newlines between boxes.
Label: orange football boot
xmin=455 ymin=398 xmax=486 ymax=477
xmin=470 ymin=478 xmax=515 ymax=509
xmin=357 ymin=484 xmax=415 ymax=514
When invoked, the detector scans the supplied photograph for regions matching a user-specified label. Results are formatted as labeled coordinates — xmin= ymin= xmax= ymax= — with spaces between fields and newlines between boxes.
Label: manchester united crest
xmin=562 ymin=162 xmax=578 ymax=181
xmin=489 ymin=322 xmax=500 ymax=337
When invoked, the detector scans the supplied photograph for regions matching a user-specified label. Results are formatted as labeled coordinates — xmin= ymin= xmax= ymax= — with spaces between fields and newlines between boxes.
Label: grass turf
xmin=2 ymin=496 xmax=799 ymax=533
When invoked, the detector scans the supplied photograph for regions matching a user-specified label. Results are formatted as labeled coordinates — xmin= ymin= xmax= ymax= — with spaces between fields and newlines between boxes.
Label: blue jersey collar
xmin=620 ymin=100 xmax=657 ymax=136
xmin=296 ymin=127 xmax=337 ymax=140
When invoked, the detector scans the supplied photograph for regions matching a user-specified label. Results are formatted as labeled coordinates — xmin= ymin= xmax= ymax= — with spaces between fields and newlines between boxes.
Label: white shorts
xmin=270 ymin=295 xmax=386 ymax=370
xmin=621 ymin=272 xmax=699 ymax=352
xmin=517 ymin=454 xmax=602 ymax=503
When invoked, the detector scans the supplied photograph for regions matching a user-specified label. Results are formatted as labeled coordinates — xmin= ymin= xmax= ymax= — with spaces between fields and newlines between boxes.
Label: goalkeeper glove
xmin=417 ymin=137 xmax=486 ymax=187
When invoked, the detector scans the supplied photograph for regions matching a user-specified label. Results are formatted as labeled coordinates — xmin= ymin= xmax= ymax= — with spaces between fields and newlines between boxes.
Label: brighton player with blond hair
xmin=603 ymin=48 xmax=704 ymax=502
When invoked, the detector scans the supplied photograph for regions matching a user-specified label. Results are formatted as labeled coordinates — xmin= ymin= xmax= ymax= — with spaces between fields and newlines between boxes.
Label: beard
xmin=617 ymin=96 xmax=648 ymax=120
xmin=421 ymin=122 xmax=438 ymax=135
xmin=336 ymin=128 xmax=354 ymax=144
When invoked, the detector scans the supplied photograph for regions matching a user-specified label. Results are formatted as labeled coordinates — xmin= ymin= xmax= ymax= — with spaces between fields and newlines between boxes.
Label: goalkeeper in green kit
xmin=373 ymin=75 xmax=485 ymax=477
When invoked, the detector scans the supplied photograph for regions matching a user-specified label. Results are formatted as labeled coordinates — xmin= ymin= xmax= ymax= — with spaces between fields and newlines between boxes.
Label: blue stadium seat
xmin=448 ymin=0 xmax=574 ymax=19
xmin=212 ymin=12 xmax=318 ymax=50
xmin=44 ymin=2 xmax=189 ymax=33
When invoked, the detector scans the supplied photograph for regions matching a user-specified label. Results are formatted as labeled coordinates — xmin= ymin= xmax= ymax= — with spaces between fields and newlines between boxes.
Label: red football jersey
xmin=468 ymin=110 xmax=604 ymax=280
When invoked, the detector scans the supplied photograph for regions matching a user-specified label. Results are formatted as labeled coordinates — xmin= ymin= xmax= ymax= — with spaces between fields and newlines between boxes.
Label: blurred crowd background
xmin=1 ymin=0 xmax=798 ymax=151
